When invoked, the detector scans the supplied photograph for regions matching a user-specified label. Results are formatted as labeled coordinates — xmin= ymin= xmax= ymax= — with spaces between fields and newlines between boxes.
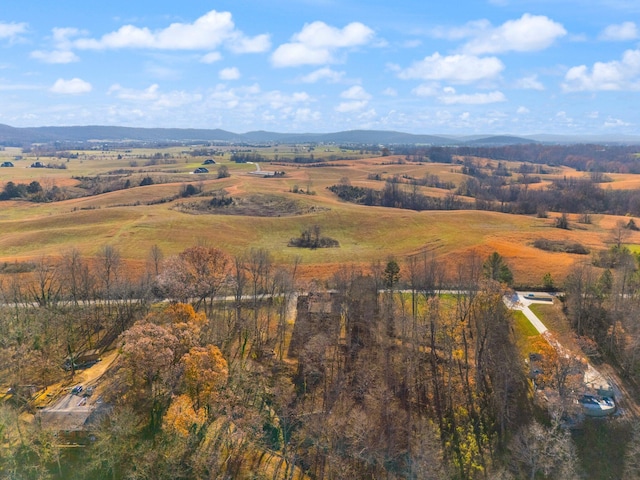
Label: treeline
xmin=0 ymin=174 xmax=209 ymax=204
xmin=329 ymin=181 xmax=462 ymax=211
xmin=231 ymin=151 xmax=329 ymax=164
xmin=395 ymin=143 xmax=640 ymax=173
xmin=231 ymin=152 xmax=267 ymax=163
xmin=467 ymin=176 xmax=640 ymax=216
xmin=564 ymin=245 xmax=640 ymax=382
xmin=332 ymin=173 xmax=640 ymax=217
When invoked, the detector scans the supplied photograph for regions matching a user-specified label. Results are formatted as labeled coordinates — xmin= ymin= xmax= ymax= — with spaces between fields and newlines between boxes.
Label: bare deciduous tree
xmin=510 ymin=421 xmax=579 ymax=480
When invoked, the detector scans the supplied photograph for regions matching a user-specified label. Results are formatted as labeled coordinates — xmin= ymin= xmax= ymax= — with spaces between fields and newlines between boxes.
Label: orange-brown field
xmin=0 ymin=148 xmax=637 ymax=287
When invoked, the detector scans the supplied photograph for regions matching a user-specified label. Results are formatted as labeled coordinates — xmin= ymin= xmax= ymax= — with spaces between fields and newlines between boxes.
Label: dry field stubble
xmin=0 ymin=150 xmax=633 ymax=285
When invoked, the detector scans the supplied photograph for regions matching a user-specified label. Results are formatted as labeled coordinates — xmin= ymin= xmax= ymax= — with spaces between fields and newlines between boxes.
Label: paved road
xmin=507 ymin=292 xmax=549 ymax=334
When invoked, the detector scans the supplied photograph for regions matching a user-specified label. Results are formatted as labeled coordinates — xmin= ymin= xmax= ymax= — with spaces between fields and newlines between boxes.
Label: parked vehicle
xmin=578 ymin=394 xmax=616 ymax=417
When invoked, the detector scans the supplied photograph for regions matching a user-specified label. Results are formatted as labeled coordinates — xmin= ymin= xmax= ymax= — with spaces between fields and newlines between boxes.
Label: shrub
xmin=532 ymin=239 xmax=589 ymax=255
xmin=140 ymin=176 xmax=154 ymax=186
xmin=289 ymin=225 xmax=339 ymax=249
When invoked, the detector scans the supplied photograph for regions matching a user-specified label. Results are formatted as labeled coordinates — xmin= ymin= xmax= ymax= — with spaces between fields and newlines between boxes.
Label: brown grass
xmin=0 ymin=150 xmax=631 ymax=285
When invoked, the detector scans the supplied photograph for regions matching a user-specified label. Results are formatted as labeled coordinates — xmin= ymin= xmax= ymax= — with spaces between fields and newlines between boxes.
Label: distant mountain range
xmin=1 ymin=123 xmax=640 ymax=146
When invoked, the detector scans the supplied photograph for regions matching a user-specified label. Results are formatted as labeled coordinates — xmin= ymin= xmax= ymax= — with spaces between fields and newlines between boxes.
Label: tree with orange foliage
xmin=164 ymin=394 xmax=207 ymax=437
xmin=152 ymin=303 xmax=208 ymax=359
xmin=181 ymin=345 xmax=228 ymax=416
xmin=530 ymin=336 xmax=585 ymax=402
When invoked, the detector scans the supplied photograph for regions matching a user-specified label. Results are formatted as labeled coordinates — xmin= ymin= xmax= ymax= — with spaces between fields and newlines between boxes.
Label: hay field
xmin=0 ymin=148 xmax=635 ymax=286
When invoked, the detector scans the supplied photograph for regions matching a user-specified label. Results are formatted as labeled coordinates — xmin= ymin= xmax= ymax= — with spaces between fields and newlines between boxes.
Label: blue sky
xmin=2 ymin=0 xmax=640 ymax=135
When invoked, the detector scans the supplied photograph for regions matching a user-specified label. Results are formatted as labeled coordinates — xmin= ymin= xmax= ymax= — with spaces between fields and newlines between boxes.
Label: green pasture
xmin=511 ymin=310 xmax=541 ymax=358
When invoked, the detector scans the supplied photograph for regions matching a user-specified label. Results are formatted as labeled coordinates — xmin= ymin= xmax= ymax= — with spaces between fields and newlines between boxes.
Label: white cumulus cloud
xmin=227 ymin=33 xmax=271 ymax=53
xmin=219 ymin=67 xmax=240 ymax=80
xmin=72 ymin=10 xmax=270 ymax=53
xmin=200 ymin=52 xmax=222 ymax=64
xmin=438 ymin=88 xmax=506 ymax=105
xmin=398 ymin=53 xmax=504 ymax=84
xmin=30 ymin=50 xmax=79 ymax=64
xmin=271 ymin=21 xmax=374 ymax=67
xmin=335 ymin=85 xmax=371 ymax=112
xmin=599 ymin=22 xmax=638 ymax=41
xmin=0 ymin=22 xmax=27 ymax=41
xmin=562 ymin=49 xmax=640 ymax=91
xmin=515 ymin=75 xmax=545 ymax=90
xmin=51 ymin=27 xmax=85 ymax=48
xmin=293 ymin=108 xmax=321 ymax=123
xmin=604 ymin=116 xmax=632 ymax=127
xmin=299 ymin=67 xmax=345 ymax=83
xmin=264 ymin=91 xmax=311 ymax=110
xmin=108 ymin=83 xmax=202 ymax=108
xmin=50 ymin=78 xmax=92 ymax=94
xmin=108 ymin=83 xmax=160 ymax=101
xmin=340 ymin=85 xmax=371 ymax=100
xmin=335 ymin=100 xmax=369 ymax=112
xmin=412 ymin=83 xmax=440 ymax=97
xmin=461 ymin=14 xmax=566 ymax=54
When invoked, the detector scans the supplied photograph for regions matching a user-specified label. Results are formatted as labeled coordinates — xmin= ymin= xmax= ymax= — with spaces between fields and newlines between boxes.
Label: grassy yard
xmin=511 ymin=309 xmax=541 ymax=358
xmin=529 ymin=301 xmax=583 ymax=352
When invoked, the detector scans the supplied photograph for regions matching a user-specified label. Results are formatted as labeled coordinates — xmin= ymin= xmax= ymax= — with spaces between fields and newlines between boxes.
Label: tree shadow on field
xmin=571 ymin=418 xmax=631 ymax=480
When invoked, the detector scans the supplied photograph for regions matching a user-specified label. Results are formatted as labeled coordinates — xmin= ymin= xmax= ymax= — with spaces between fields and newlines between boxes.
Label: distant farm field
xmin=0 ymin=147 xmax=637 ymax=286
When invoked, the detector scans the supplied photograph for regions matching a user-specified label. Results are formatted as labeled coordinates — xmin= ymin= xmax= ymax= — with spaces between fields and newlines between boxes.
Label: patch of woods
xmin=0 ymin=260 xmax=37 ymax=274
xmin=447 ymin=148 xmax=640 ymax=216
xmin=328 ymin=145 xmax=640 ymax=218
xmin=0 ymin=246 xmax=614 ymax=479
xmin=532 ymin=238 xmax=590 ymax=255
xmin=329 ymin=171 xmax=640 ymax=216
xmin=0 ymin=174 xmax=159 ymax=202
xmin=176 ymin=192 xmax=325 ymax=217
xmin=0 ymin=180 xmax=63 ymax=202
xmin=288 ymin=225 xmax=339 ymax=249
xmin=328 ymin=182 xmax=461 ymax=211
xmin=562 ymin=238 xmax=640 ymax=375
xmin=465 ymin=174 xmax=640 ymax=216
